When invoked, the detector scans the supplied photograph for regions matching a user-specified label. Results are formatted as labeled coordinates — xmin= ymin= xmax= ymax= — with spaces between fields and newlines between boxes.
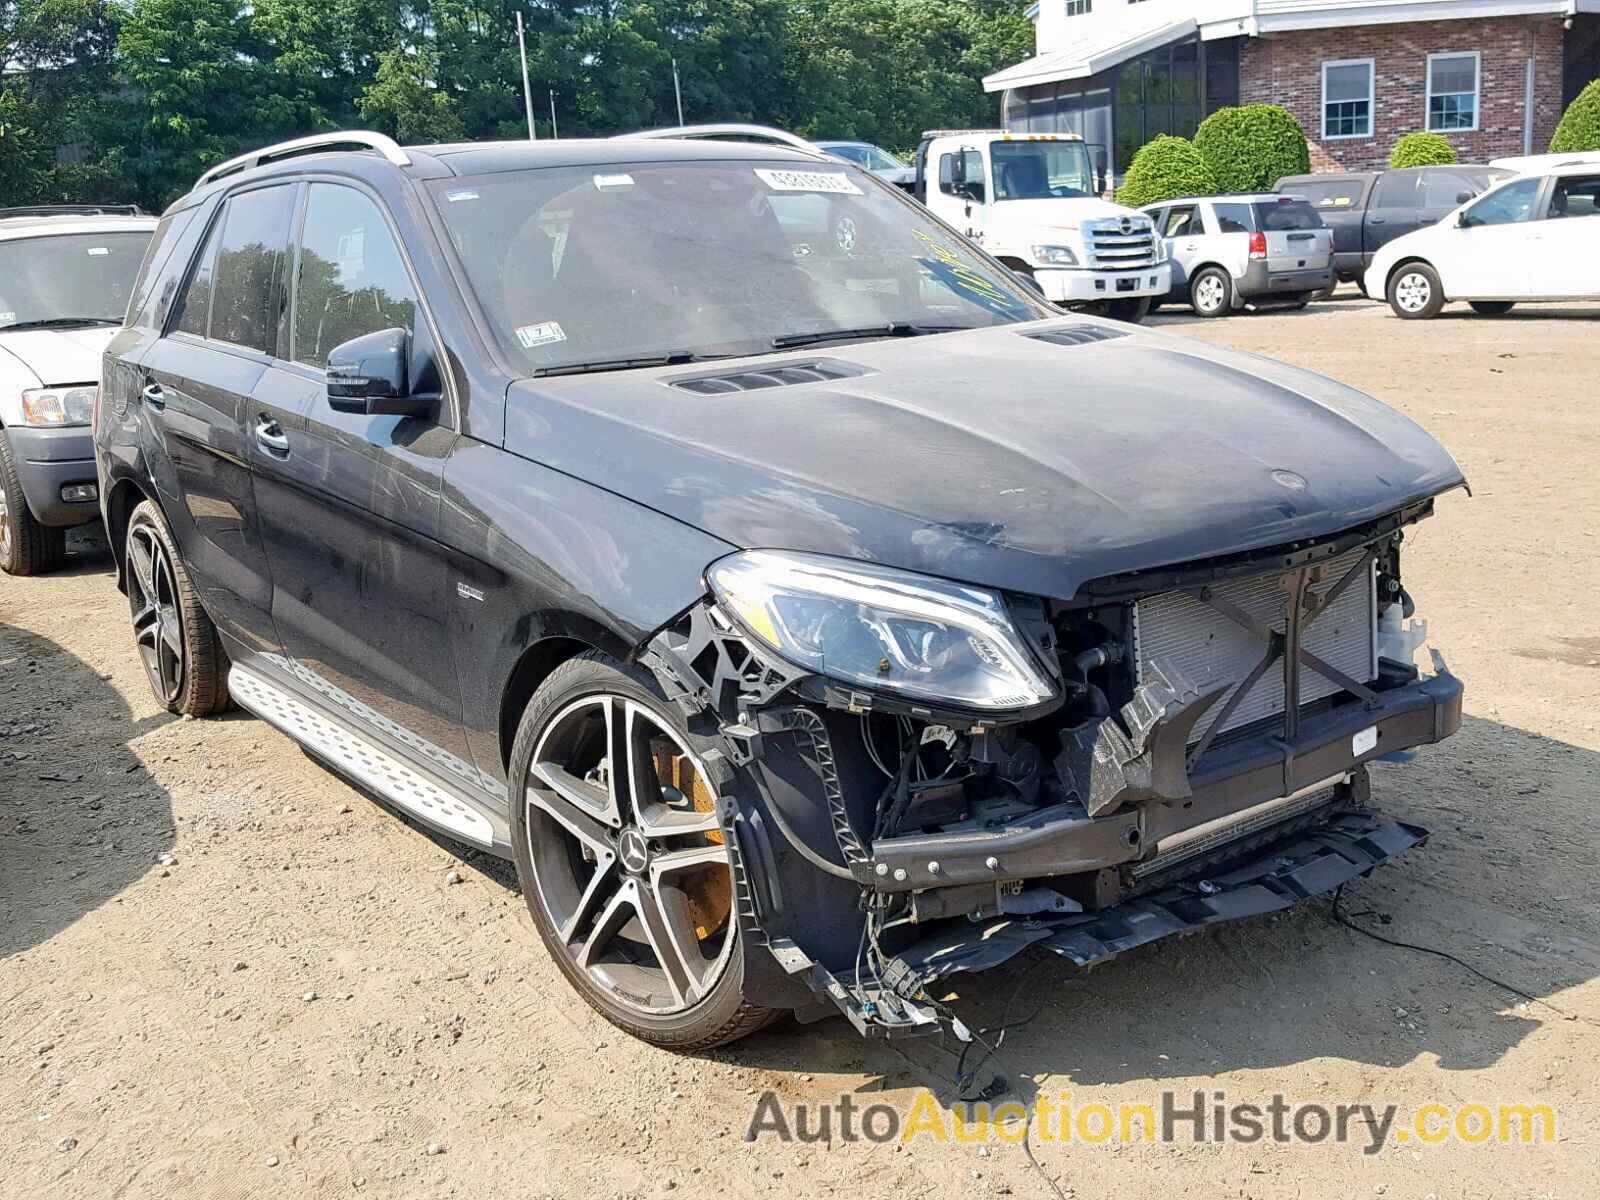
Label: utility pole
xmin=516 ymin=10 xmax=537 ymax=140
xmin=672 ymin=57 xmax=684 ymax=126
xmin=549 ymin=89 xmax=558 ymax=139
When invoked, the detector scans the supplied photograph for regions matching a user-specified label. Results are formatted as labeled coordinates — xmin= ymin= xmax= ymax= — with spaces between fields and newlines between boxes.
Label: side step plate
xmin=229 ymin=664 xmax=495 ymax=848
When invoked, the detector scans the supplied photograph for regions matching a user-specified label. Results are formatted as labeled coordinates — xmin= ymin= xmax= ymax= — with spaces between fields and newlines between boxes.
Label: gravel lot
xmin=3 ymin=291 xmax=1597 ymax=1200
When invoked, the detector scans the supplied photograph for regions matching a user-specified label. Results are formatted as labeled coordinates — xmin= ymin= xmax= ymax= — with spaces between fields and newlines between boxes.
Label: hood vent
xmin=671 ymin=360 xmax=860 ymax=395
xmin=1021 ymin=325 xmax=1129 ymax=348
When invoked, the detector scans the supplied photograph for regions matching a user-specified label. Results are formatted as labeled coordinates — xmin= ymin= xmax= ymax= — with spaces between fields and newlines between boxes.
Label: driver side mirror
xmin=958 ymin=181 xmax=986 ymax=204
xmin=1095 ymin=150 xmax=1109 ymax=196
xmin=326 ymin=328 xmax=437 ymax=417
xmin=1456 ymin=190 xmax=1473 ymax=204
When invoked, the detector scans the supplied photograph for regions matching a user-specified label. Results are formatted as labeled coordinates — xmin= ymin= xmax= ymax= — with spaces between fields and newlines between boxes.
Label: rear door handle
xmin=141 ymin=382 xmax=165 ymax=410
xmin=254 ymin=416 xmax=290 ymax=457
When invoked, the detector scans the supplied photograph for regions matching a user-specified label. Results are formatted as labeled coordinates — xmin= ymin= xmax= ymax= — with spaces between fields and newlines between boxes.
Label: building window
xmin=1322 ymin=59 xmax=1374 ymax=139
xmin=1427 ymin=52 xmax=1480 ymax=132
xmin=1065 ymin=0 xmax=1091 ymax=15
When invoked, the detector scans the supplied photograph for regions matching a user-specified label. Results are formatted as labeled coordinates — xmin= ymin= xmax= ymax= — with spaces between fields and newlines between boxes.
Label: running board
xmin=228 ymin=664 xmax=496 ymax=848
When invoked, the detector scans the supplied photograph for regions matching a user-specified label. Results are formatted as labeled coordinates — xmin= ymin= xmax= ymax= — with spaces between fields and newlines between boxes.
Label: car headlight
xmin=20 ymin=386 xmax=96 ymax=427
xmin=707 ymin=550 xmax=1057 ymax=711
xmin=1152 ymin=237 xmax=1169 ymax=263
xmin=1030 ymin=244 xmax=1080 ymax=267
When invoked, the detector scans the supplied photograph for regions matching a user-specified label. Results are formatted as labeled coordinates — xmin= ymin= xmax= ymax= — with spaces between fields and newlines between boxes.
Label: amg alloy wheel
xmin=124 ymin=500 xmax=230 ymax=716
xmin=509 ymin=653 xmax=776 ymax=1049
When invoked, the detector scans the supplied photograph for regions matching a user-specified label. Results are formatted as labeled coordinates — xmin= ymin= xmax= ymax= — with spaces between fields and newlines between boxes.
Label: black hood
xmin=502 ymin=320 xmax=1465 ymax=600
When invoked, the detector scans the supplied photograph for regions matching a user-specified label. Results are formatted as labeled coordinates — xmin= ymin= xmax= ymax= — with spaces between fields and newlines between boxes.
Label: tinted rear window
xmin=1212 ymin=203 xmax=1253 ymax=233
xmin=1290 ymin=180 xmax=1364 ymax=210
xmin=1252 ymin=199 xmax=1323 ymax=231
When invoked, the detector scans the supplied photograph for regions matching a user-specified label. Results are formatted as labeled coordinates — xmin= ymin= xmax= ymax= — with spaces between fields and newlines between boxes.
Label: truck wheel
xmin=1469 ymin=301 xmax=1515 ymax=316
xmin=0 ymin=430 xmax=67 ymax=576
xmin=1189 ymin=268 xmax=1231 ymax=318
xmin=124 ymin=499 xmax=231 ymax=716
xmin=1104 ymin=298 xmax=1151 ymax=324
xmin=1387 ymin=263 xmax=1444 ymax=320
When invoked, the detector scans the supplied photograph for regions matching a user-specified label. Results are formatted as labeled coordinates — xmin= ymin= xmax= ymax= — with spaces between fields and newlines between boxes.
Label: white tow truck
xmin=911 ymin=130 xmax=1170 ymax=322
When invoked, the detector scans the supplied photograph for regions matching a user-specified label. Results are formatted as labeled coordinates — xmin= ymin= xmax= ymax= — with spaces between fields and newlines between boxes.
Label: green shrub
xmin=1551 ymin=79 xmax=1600 ymax=153
xmin=1194 ymin=104 xmax=1311 ymax=193
xmin=1115 ymin=135 xmax=1217 ymax=208
xmin=1389 ymin=132 xmax=1456 ymax=168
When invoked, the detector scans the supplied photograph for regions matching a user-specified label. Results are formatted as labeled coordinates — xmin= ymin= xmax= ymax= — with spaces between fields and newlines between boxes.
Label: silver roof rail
xmin=615 ymin=124 xmax=823 ymax=156
xmin=194 ymin=131 xmax=412 ymax=191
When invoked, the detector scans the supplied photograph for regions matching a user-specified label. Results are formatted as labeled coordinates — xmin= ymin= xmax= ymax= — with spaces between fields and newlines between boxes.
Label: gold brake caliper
xmin=654 ymin=748 xmax=733 ymax=941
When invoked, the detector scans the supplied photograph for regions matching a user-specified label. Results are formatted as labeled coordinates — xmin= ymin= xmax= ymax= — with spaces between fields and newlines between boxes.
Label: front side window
xmin=0 ymin=231 xmax=152 ymax=332
xmin=825 ymin=145 xmax=870 ymax=166
xmin=1462 ymin=177 xmax=1542 ymax=227
xmin=430 ymin=162 xmax=1039 ymax=375
xmin=992 ymin=141 xmax=1094 ymax=199
xmin=1323 ymin=60 xmax=1373 ymax=139
xmin=1427 ymin=53 xmax=1479 ymax=133
xmin=173 ymin=218 xmax=220 ymax=338
xmin=292 ymin=184 xmax=420 ymax=369
xmin=208 ymin=185 xmax=296 ymax=353
xmin=1418 ymin=169 xmax=1480 ymax=209
xmin=1549 ymin=175 xmax=1600 ymax=219
xmin=1163 ymin=205 xmax=1197 ymax=237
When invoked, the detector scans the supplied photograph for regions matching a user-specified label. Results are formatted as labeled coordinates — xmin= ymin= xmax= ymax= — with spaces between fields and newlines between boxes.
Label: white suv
xmin=1142 ymin=194 xmax=1334 ymax=318
xmin=0 ymin=206 xmax=156 ymax=574
xmin=1366 ymin=165 xmax=1600 ymax=319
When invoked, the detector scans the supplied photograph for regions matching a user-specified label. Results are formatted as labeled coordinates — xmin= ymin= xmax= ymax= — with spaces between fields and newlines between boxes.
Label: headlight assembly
xmin=706 ymin=550 xmax=1057 ymax=712
xmin=1030 ymin=244 xmax=1080 ymax=267
xmin=20 ymin=386 xmax=96 ymax=427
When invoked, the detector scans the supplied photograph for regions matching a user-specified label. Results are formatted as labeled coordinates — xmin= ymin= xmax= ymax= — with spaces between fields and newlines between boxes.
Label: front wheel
xmin=508 ymin=652 xmax=778 ymax=1050
xmin=1387 ymin=263 xmax=1445 ymax=320
xmin=1190 ymin=267 xmax=1232 ymax=318
xmin=0 ymin=431 xmax=66 ymax=576
xmin=1469 ymin=301 xmax=1516 ymax=316
xmin=1104 ymin=297 xmax=1151 ymax=324
xmin=124 ymin=500 xmax=231 ymax=715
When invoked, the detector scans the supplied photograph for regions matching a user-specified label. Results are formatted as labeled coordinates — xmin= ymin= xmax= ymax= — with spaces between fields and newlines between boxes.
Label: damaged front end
xmin=639 ymin=501 xmax=1461 ymax=1038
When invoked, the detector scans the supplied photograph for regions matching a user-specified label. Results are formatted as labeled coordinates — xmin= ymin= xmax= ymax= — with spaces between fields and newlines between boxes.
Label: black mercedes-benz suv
xmin=96 ymin=128 xmax=1464 ymax=1050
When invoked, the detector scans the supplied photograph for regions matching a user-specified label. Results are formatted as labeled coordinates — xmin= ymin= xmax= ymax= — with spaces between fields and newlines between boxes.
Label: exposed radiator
xmin=1133 ymin=548 xmax=1377 ymax=746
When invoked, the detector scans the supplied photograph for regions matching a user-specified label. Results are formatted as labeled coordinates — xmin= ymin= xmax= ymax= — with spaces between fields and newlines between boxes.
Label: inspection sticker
xmin=87 ymin=246 xmax=111 ymax=256
xmin=754 ymin=167 xmax=862 ymax=196
xmin=593 ymin=173 xmax=635 ymax=190
xmin=515 ymin=321 xmax=567 ymax=349
xmin=1352 ymin=725 xmax=1378 ymax=756
xmin=445 ymin=188 xmax=480 ymax=203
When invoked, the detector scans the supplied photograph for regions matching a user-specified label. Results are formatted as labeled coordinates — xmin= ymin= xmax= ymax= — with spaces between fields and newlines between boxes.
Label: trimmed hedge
xmin=1390 ymin=132 xmax=1457 ymax=168
xmin=1115 ymin=135 xmax=1217 ymax=208
xmin=1194 ymin=104 xmax=1311 ymax=193
xmin=1551 ymin=79 xmax=1600 ymax=153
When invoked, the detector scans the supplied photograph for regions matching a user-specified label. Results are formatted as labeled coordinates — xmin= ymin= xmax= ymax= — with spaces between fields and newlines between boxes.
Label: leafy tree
xmin=1194 ymin=104 xmax=1310 ymax=194
xmin=1551 ymin=79 xmax=1600 ymax=154
xmin=1389 ymin=131 xmax=1456 ymax=168
xmin=1114 ymin=135 xmax=1215 ymax=207
xmin=359 ymin=47 xmax=465 ymax=143
xmin=0 ymin=88 xmax=51 ymax=205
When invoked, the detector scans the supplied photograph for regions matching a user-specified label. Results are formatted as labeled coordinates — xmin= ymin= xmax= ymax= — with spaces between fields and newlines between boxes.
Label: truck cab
xmin=913 ymin=130 xmax=1170 ymax=321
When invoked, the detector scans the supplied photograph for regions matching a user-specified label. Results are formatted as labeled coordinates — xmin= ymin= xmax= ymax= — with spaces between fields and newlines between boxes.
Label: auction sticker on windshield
xmin=755 ymin=168 xmax=863 ymax=196
xmin=516 ymin=321 xmax=567 ymax=349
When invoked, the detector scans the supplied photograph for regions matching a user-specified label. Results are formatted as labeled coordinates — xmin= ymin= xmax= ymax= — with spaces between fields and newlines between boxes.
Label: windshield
xmin=0 ymin=231 xmax=151 ymax=330
xmin=991 ymin=142 xmax=1095 ymax=200
xmin=431 ymin=161 xmax=1040 ymax=373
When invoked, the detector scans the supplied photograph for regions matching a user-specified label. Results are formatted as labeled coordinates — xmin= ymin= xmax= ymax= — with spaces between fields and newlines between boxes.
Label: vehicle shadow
xmin=726 ymin=714 xmax=1599 ymax=1095
xmin=0 ymin=621 xmax=177 ymax=958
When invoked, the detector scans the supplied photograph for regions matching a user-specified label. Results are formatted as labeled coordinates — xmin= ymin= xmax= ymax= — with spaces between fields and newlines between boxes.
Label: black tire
xmin=508 ymin=651 xmax=779 ymax=1050
xmin=1104 ymin=297 xmax=1151 ymax=324
xmin=1386 ymin=262 xmax=1445 ymax=320
xmin=124 ymin=499 xmax=231 ymax=716
xmin=1469 ymin=301 xmax=1516 ymax=316
xmin=1189 ymin=267 xmax=1232 ymax=318
xmin=0 ymin=430 xmax=67 ymax=576
xmin=1355 ymin=278 xmax=1369 ymax=298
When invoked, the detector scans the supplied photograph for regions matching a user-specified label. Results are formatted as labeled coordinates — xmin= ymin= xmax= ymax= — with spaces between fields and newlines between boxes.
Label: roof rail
xmin=194 ymin=131 xmax=411 ymax=191
xmin=0 ymin=204 xmax=148 ymax=219
xmin=615 ymin=124 xmax=823 ymax=155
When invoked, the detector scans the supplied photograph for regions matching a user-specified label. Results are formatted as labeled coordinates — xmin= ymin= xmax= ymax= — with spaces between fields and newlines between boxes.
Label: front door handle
xmin=254 ymin=416 xmax=290 ymax=457
xmin=141 ymin=382 xmax=165 ymax=410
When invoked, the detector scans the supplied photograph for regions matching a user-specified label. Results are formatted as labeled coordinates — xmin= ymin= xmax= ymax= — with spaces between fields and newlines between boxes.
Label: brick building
xmin=986 ymin=1 xmax=1600 ymax=179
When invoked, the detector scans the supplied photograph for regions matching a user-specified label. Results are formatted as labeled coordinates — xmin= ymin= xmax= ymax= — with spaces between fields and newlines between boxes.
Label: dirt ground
xmin=3 ymin=291 xmax=1597 ymax=1200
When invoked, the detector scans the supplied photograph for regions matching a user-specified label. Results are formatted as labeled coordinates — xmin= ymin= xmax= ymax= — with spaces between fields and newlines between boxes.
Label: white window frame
xmin=1321 ymin=58 xmax=1375 ymax=141
xmin=1426 ymin=51 xmax=1481 ymax=135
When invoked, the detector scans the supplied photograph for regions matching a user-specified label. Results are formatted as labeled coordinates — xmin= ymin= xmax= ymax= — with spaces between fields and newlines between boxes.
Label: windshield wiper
xmin=0 ymin=317 xmax=120 ymax=331
xmin=530 ymin=350 xmax=732 ymax=378
xmin=770 ymin=322 xmax=978 ymax=350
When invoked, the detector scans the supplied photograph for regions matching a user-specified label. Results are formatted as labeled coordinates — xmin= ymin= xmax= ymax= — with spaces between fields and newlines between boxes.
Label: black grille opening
xmin=671 ymin=360 xmax=860 ymax=395
xmin=1021 ymin=325 xmax=1129 ymax=348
